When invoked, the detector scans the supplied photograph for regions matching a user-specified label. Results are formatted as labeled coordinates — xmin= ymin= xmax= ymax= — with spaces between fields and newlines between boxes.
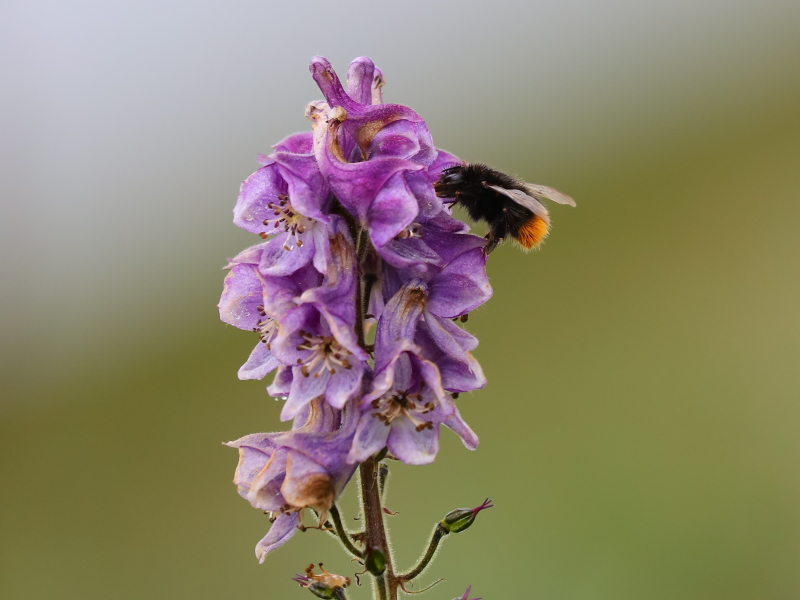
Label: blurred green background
xmin=2 ymin=1 xmax=800 ymax=598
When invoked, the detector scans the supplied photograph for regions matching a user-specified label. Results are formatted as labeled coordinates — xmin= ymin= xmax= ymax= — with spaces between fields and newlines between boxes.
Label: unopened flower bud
xmin=440 ymin=498 xmax=494 ymax=534
xmin=307 ymin=581 xmax=336 ymax=599
xmin=365 ymin=546 xmax=386 ymax=575
xmin=293 ymin=563 xmax=350 ymax=599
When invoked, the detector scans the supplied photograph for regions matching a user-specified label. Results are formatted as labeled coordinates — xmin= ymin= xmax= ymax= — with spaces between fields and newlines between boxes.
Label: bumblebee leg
xmin=483 ymin=233 xmax=502 ymax=255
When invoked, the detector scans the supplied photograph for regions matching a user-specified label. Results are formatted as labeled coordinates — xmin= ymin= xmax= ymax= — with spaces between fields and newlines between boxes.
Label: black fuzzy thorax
xmin=434 ymin=163 xmax=533 ymax=242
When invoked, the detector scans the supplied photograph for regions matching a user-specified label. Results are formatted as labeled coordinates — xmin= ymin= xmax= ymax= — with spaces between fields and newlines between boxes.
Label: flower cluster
xmin=220 ymin=57 xmax=491 ymax=562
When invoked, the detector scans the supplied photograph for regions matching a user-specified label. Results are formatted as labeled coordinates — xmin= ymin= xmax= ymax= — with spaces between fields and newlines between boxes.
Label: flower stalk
xmin=220 ymin=54 xmax=573 ymax=599
xmin=329 ymin=504 xmax=363 ymax=559
xmin=359 ymin=457 xmax=396 ymax=599
xmin=397 ymin=523 xmax=448 ymax=583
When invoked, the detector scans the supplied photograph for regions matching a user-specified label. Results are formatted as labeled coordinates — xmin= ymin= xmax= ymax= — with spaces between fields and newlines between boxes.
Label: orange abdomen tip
xmin=515 ymin=215 xmax=550 ymax=250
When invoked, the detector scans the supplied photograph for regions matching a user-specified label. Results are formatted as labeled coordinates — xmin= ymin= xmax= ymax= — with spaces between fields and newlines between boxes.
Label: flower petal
xmin=248 ymin=447 xmax=289 ymax=510
xmin=346 ymin=56 xmax=376 ymax=105
xmin=423 ymin=311 xmax=478 ymax=363
xmin=219 ymin=264 xmax=263 ymax=330
xmin=427 ymin=248 xmax=492 ymax=318
xmin=272 ymin=132 xmax=313 ymax=154
xmin=233 ymin=164 xmax=287 ymax=235
xmin=238 ymin=342 xmax=280 ymax=380
xmin=267 ymin=365 xmax=293 ymax=398
xmin=377 ymin=237 xmax=440 ymax=269
xmin=282 ymin=367 xmax=331 ymax=421
xmin=444 ymin=406 xmax=479 ymax=451
xmin=282 ymin=450 xmax=335 ymax=514
xmin=387 ymin=416 xmax=439 ymax=466
xmin=255 ymin=512 xmax=298 ymax=564
xmin=258 ymin=230 xmax=316 ymax=276
xmin=367 ymin=172 xmax=420 ymax=248
xmin=348 ymin=411 xmax=391 ymax=464
xmin=375 ymin=282 xmax=427 ymax=363
xmin=274 ymin=153 xmax=329 ymax=223
xmin=325 ymin=360 xmax=365 ymax=409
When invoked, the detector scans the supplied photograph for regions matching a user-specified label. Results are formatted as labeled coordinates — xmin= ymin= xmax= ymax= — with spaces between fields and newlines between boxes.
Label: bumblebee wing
xmin=487 ymin=185 xmax=551 ymax=223
xmin=523 ymin=183 xmax=577 ymax=207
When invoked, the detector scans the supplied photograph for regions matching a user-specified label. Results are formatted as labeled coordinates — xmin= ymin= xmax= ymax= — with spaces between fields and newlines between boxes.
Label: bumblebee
xmin=434 ymin=163 xmax=575 ymax=254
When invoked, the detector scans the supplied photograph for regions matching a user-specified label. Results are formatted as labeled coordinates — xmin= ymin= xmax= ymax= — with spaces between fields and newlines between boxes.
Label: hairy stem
xmin=329 ymin=504 xmax=363 ymax=558
xmin=378 ymin=462 xmax=389 ymax=499
xmin=332 ymin=587 xmax=349 ymax=600
xmin=360 ymin=457 xmax=397 ymax=600
xmin=398 ymin=523 xmax=449 ymax=582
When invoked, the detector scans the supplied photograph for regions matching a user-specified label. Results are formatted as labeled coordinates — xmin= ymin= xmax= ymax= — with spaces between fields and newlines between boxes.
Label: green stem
xmin=398 ymin=523 xmax=449 ymax=582
xmin=329 ymin=504 xmax=363 ymax=558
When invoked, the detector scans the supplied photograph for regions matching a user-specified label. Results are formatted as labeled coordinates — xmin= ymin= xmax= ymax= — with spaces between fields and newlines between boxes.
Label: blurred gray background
xmin=2 ymin=1 xmax=800 ymax=598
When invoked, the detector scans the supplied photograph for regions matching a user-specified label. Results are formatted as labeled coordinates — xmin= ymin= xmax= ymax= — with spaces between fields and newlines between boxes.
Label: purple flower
xmin=226 ymin=398 xmax=360 ymax=562
xmin=306 ymin=57 xmax=437 ymax=257
xmin=219 ymin=254 xmax=321 ymax=381
xmin=269 ymin=216 xmax=369 ymax=421
xmin=218 ymin=262 xmax=280 ymax=381
xmin=374 ymin=202 xmax=485 ymax=272
xmin=348 ymin=341 xmax=477 ymax=465
xmin=380 ymin=247 xmax=492 ymax=366
xmin=348 ymin=283 xmax=479 ymax=465
xmin=234 ymin=133 xmax=332 ymax=276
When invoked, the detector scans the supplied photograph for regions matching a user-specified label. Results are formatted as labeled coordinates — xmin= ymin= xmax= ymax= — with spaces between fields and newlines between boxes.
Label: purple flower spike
xmin=218 ymin=56 xmax=535 ymax=576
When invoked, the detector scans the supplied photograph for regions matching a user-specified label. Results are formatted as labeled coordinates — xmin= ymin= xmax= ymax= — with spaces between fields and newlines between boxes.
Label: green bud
xmin=307 ymin=582 xmax=335 ymax=599
xmin=441 ymin=508 xmax=475 ymax=533
xmin=365 ymin=547 xmax=386 ymax=575
xmin=440 ymin=498 xmax=494 ymax=533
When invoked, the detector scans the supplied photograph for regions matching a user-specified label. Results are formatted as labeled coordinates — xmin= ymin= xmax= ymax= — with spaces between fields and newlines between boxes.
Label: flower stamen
xmin=252 ymin=307 xmax=278 ymax=349
xmin=371 ymin=389 xmax=434 ymax=431
xmin=396 ymin=223 xmax=422 ymax=240
xmin=296 ymin=330 xmax=353 ymax=378
xmin=258 ymin=194 xmax=313 ymax=250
